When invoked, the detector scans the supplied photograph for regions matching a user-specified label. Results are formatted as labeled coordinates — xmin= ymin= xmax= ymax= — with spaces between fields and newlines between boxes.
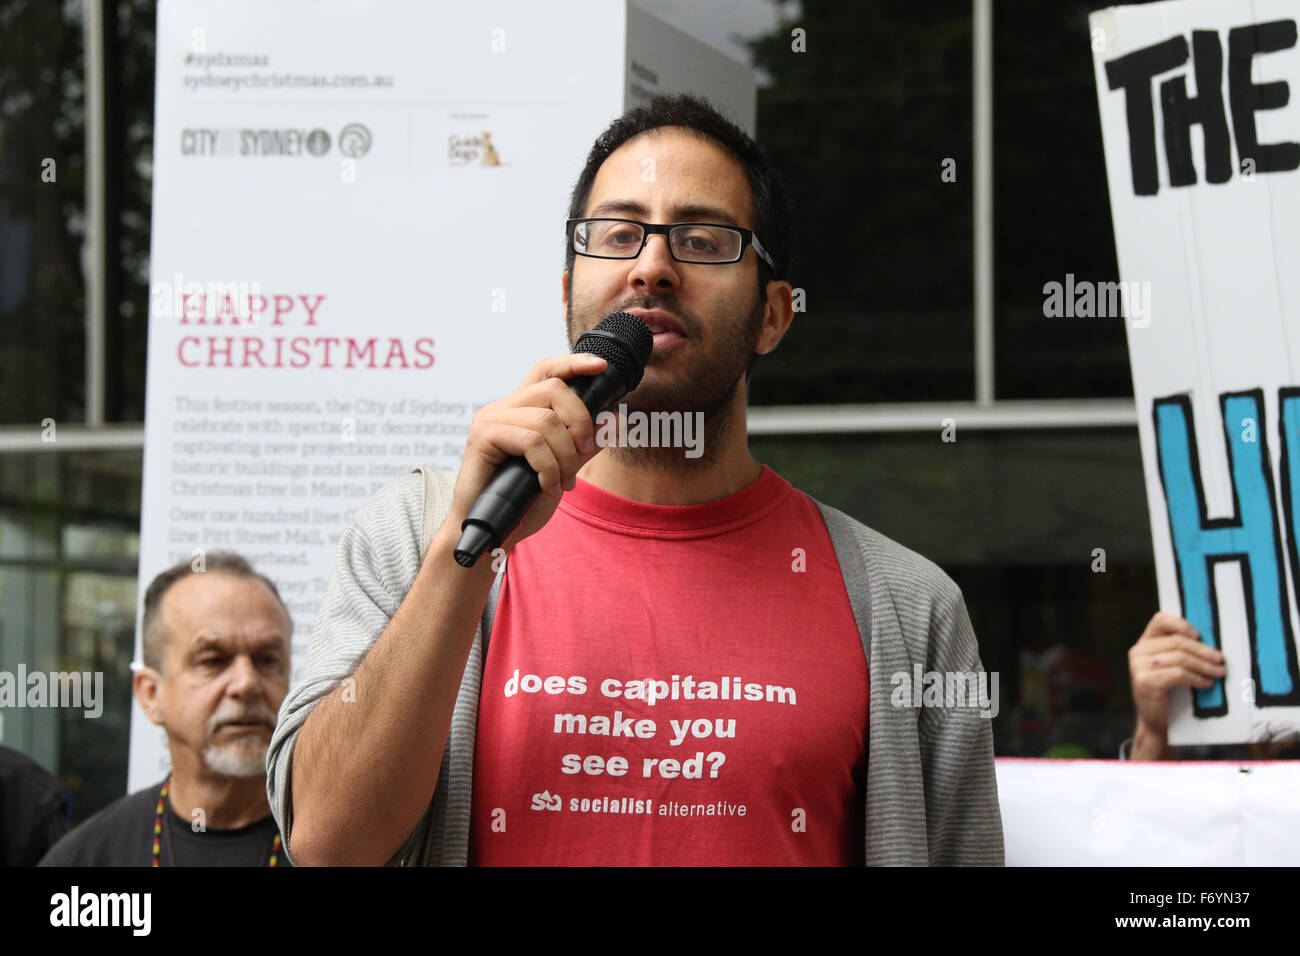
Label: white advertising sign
xmin=130 ymin=0 xmax=754 ymax=789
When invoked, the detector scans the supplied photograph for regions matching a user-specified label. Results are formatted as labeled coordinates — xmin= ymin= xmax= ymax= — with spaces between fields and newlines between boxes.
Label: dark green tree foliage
xmin=0 ymin=0 xmax=89 ymax=423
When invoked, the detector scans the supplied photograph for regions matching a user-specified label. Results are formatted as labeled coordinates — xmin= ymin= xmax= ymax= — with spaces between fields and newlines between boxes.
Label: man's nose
xmin=627 ymin=233 xmax=679 ymax=292
xmin=225 ymin=655 xmax=261 ymax=696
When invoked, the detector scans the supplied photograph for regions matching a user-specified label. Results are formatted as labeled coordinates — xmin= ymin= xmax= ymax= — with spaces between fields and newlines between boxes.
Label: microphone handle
xmin=453 ymin=367 xmax=629 ymax=567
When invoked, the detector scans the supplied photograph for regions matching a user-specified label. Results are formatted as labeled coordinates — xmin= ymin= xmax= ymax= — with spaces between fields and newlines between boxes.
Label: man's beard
xmin=566 ymin=287 xmax=764 ymax=470
xmin=200 ymin=702 xmax=277 ymax=778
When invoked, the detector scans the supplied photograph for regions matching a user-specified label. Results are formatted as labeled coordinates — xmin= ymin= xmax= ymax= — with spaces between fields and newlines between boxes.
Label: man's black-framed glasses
xmin=566 ymin=218 xmax=776 ymax=273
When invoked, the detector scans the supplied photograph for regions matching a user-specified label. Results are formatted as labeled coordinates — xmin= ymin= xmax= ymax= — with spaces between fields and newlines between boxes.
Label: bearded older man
xmin=40 ymin=552 xmax=292 ymax=867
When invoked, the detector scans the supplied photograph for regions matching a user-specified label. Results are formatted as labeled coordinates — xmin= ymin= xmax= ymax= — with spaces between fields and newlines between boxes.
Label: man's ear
xmin=756 ymin=279 xmax=795 ymax=356
xmin=561 ymin=269 xmax=570 ymax=308
xmin=133 ymin=666 xmax=165 ymax=726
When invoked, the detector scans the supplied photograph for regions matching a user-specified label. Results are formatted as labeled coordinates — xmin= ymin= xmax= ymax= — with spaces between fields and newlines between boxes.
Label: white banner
xmin=998 ymin=758 xmax=1300 ymax=865
xmin=1091 ymin=0 xmax=1300 ymax=744
xmin=130 ymin=0 xmax=755 ymax=789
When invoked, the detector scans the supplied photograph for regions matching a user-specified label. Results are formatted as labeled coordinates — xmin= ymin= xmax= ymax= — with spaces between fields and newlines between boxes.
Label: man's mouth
xmin=216 ymin=719 xmax=272 ymax=733
xmin=624 ymin=309 xmax=686 ymax=349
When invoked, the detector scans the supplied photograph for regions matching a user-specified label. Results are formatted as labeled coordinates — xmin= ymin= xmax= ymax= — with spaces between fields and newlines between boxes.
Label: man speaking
xmin=268 ymin=94 xmax=1003 ymax=866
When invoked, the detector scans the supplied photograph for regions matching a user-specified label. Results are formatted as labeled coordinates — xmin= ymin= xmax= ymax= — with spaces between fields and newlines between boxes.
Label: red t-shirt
xmin=468 ymin=465 xmax=868 ymax=865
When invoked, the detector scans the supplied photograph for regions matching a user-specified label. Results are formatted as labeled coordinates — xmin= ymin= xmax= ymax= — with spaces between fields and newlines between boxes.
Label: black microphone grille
xmin=572 ymin=312 xmax=654 ymax=390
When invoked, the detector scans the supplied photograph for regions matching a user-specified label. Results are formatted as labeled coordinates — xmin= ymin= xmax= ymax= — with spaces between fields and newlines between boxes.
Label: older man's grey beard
xmin=202 ymin=737 xmax=267 ymax=778
xmin=202 ymin=703 xmax=276 ymax=778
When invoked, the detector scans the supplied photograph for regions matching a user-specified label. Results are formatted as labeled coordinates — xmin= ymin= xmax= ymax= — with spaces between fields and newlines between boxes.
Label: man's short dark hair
xmin=141 ymin=551 xmax=289 ymax=672
xmin=565 ymin=93 xmax=795 ymax=303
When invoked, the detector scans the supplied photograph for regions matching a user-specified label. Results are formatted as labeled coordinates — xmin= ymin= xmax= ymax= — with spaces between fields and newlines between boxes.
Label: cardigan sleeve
xmin=265 ymin=471 xmax=427 ymax=864
xmin=915 ymin=581 xmax=1006 ymax=865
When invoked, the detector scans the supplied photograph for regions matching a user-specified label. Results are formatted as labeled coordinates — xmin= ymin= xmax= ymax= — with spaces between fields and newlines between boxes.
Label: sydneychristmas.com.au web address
xmin=182 ymin=72 xmax=394 ymax=91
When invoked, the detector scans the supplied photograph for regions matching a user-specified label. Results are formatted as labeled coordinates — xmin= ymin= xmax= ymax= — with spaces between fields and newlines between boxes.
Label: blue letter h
xmin=1154 ymin=390 xmax=1300 ymax=714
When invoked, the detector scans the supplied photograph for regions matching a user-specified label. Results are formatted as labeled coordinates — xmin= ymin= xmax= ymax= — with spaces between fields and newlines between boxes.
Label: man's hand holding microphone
xmin=289 ymin=313 xmax=650 ymax=865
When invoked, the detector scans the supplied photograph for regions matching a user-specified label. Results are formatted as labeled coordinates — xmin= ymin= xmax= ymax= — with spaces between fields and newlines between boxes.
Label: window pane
xmin=752 ymin=428 xmax=1158 ymax=758
xmin=0 ymin=1 xmax=88 ymax=424
xmin=0 ymin=449 xmax=141 ymax=823
xmin=105 ymin=0 xmax=154 ymax=422
xmin=992 ymin=0 xmax=1132 ymax=399
xmin=747 ymin=2 xmax=974 ymax=404
xmin=58 ymin=569 xmax=138 ymax=820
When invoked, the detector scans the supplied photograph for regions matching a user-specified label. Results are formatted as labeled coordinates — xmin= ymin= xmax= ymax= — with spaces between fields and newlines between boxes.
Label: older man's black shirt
xmin=38 ymin=780 xmax=290 ymax=867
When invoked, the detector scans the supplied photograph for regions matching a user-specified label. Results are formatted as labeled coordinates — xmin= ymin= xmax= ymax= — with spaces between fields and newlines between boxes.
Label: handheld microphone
xmin=453 ymin=311 xmax=654 ymax=568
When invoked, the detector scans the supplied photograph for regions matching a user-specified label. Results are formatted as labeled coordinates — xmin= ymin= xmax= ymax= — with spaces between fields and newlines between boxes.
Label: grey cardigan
xmin=267 ymin=467 xmax=1004 ymax=866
